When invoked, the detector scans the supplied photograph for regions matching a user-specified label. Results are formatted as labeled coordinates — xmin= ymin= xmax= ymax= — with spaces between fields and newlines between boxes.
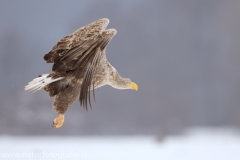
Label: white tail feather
xmin=25 ymin=74 xmax=64 ymax=92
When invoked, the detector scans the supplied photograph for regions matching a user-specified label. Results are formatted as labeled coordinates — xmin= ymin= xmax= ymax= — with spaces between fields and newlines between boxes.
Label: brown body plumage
xmin=25 ymin=18 xmax=138 ymax=128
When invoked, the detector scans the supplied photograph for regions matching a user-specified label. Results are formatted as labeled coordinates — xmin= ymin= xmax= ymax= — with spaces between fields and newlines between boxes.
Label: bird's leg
xmin=52 ymin=114 xmax=64 ymax=128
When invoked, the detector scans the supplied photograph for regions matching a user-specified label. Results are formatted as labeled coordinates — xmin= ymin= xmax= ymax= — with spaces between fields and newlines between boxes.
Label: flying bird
xmin=25 ymin=18 xmax=138 ymax=128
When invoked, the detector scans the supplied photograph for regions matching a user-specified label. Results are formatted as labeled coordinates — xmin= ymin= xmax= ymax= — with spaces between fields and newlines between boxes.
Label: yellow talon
xmin=52 ymin=114 xmax=64 ymax=128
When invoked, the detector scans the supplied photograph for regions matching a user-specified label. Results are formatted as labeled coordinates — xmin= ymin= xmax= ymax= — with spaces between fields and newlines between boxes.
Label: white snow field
xmin=0 ymin=128 xmax=240 ymax=160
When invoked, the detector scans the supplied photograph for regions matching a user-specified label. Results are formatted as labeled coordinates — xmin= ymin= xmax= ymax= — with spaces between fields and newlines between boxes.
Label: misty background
xmin=0 ymin=0 xmax=240 ymax=136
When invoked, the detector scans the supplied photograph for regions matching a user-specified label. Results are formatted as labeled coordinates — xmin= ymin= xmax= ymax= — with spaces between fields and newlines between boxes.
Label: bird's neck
xmin=108 ymin=70 xmax=127 ymax=89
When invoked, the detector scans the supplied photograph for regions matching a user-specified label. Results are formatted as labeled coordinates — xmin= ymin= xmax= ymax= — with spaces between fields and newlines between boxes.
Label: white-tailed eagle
xmin=25 ymin=18 xmax=138 ymax=128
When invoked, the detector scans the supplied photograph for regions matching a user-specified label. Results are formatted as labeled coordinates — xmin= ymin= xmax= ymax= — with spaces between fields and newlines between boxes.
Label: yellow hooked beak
xmin=128 ymin=82 xmax=138 ymax=91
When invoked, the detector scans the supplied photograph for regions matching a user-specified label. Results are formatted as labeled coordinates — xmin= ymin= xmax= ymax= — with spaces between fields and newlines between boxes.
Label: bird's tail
xmin=24 ymin=74 xmax=64 ymax=92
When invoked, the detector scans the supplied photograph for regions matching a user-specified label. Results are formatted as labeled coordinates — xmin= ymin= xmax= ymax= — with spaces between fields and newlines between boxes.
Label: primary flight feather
xmin=25 ymin=18 xmax=138 ymax=128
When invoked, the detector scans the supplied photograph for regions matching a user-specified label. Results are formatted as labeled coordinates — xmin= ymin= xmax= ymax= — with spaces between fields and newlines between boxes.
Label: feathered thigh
xmin=52 ymin=83 xmax=81 ymax=114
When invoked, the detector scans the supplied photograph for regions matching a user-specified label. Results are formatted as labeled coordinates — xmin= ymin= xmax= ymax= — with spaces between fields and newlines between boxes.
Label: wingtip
xmin=100 ymin=18 xmax=109 ymax=24
xmin=104 ymin=28 xmax=117 ymax=36
xmin=90 ymin=18 xmax=109 ymax=31
xmin=111 ymin=29 xmax=117 ymax=35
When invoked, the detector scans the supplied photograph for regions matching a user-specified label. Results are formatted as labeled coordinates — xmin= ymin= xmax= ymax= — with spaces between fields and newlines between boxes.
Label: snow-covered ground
xmin=0 ymin=128 xmax=240 ymax=160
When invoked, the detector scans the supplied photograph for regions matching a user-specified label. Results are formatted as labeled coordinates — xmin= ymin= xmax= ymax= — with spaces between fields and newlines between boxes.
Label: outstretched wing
xmin=44 ymin=18 xmax=117 ymax=110
xmin=78 ymin=29 xmax=117 ymax=110
xmin=43 ymin=18 xmax=109 ymax=67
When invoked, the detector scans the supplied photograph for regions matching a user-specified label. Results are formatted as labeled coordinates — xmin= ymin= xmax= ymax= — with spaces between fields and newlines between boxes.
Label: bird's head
xmin=108 ymin=67 xmax=138 ymax=91
xmin=122 ymin=78 xmax=138 ymax=91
